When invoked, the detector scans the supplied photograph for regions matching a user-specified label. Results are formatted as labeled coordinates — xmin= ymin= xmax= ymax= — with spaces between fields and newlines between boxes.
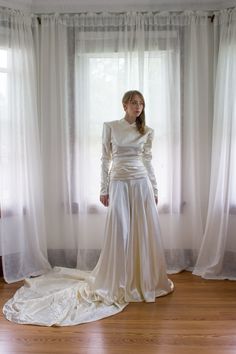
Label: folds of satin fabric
xmin=93 ymin=177 xmax=173 ymax=303
xmin=3 ymin=267 xmax=128 ymax=326
xmin=3 ymin=177 xmax=173 ymax=327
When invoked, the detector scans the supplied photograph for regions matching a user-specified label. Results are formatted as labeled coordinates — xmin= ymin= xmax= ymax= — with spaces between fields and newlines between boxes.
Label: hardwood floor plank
xmin=0 ymin=272 xmax=236 ymax=354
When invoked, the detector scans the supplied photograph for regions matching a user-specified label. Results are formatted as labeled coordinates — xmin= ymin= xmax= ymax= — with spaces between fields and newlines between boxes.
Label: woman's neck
xmin=124 ymin=114 xmax=136 ymax=125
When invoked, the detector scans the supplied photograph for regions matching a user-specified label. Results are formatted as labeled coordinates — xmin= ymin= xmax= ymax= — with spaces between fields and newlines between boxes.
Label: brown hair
xmin=122 ymin=90 xmax=146 ymax=135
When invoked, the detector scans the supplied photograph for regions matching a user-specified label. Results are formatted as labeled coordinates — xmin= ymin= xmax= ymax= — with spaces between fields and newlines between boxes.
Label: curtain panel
xmin=0 ymin=8 xmax=51 ymax=282
xmin=194 ymin=9 xmax=236 ymax=279
xmin=0 ymin=8 xmax=235 ymax=282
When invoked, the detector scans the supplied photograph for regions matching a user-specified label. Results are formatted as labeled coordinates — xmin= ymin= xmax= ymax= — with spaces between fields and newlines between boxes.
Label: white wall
xmin=0 ymin=0 xmax=236 ymax=13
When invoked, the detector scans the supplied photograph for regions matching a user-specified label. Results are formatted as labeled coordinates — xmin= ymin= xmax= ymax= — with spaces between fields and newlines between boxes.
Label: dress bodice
xmin=100 ymin=118 xmax=158 ymax=197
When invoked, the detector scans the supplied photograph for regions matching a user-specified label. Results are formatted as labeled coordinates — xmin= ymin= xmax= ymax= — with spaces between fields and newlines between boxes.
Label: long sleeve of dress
xmin=142 ymin=129 xmax=158 ymax=197
xmin=100 ymin=122 xmax=112 ymax=196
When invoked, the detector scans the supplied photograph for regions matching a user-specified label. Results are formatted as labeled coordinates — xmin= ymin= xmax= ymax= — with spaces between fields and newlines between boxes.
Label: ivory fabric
xmin=100 ymin=118 xmax=158 ymax=196
xmin=3 ymin=119 xmax=173 ymax=326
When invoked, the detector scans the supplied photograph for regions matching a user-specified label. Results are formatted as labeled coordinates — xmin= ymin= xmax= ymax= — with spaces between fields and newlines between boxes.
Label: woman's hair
xmin=122 ymin=90 xmax=146 ymax=135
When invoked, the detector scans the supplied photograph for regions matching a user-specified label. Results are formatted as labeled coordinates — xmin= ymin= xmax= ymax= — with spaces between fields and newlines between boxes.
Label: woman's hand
xmin=100 ymin=194 xmax=109 ymax=207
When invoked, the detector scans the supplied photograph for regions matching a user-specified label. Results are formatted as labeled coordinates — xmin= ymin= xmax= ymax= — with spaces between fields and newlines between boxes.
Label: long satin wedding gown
xmin=3 ymin=118 xmax=174 ymax=326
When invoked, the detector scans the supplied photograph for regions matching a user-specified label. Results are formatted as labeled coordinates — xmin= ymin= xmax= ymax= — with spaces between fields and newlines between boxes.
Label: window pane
xmin=89 ymin=56 xmax=124 ymax=202
xmin=89 ymin=55 xmax=125 ymax=121
xmin=76 ymin=51 xmax=179 ymax=208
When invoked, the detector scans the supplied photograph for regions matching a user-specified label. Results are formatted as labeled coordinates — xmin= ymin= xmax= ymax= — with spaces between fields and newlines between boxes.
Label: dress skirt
xmin=3 ymin=177 xmax=173 ymax=326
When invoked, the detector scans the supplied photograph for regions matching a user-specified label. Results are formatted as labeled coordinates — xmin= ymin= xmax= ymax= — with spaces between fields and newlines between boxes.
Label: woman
xmin=3 ymin=90 xmax=173 ymax=326
xmin=93 ymin=90 xmax=173 ymax=303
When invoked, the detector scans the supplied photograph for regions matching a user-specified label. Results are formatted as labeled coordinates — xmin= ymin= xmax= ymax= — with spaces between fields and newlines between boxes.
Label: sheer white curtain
xmin=73 ymin=12 xmax=183 ymax=266
xmin=0 ymin=9 xmax=51 ymax=282
xmin=33 ymin=12 xmax=212 ymax=275
xmin=32 ymin=15 xmax=80 ymax=269
xmin=32 ymin=12 xmax=183 ymax=272
xmin=1 ymin=8 xmax=235 ymax=283
xmin=72 ymin=12 xmax=212 ymax=273
xmin=194 ymin=9 xmax=236 ymax=279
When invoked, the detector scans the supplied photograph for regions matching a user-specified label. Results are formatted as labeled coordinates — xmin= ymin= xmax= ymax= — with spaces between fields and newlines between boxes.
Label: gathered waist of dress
xmin=110 ymin=157 xmax=147 ymax=180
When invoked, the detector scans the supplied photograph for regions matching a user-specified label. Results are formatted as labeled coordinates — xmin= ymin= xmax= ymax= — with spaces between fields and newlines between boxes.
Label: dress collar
xmin=121 ymin=118 xmax=136 ymax=127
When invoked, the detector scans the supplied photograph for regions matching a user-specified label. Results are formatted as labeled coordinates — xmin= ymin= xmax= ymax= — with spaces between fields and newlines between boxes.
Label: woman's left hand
xmin=100 ymin=194 xmax=109 ymax=207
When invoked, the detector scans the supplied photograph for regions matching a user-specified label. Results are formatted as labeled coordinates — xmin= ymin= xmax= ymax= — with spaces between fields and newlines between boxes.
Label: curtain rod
xmin=36 ymin=13 xmax=216 ymax=25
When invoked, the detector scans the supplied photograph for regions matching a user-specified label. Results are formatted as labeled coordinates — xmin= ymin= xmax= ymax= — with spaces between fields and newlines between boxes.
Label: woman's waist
xmin=110 ymin=159 xmax=147 ymax=180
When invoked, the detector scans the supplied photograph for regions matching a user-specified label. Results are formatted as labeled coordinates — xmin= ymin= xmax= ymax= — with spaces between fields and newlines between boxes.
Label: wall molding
xmin=0 ymin=0 xmax=236 ymax=14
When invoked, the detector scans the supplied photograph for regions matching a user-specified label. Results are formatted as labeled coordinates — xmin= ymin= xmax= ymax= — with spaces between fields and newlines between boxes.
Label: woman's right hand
xmin=100 ymin=194 xmax=109 ymax=207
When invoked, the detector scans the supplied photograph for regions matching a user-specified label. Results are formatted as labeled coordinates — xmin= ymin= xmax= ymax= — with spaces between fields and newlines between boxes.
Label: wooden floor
xmin=0 ymin=272 xmax=236 ymax=354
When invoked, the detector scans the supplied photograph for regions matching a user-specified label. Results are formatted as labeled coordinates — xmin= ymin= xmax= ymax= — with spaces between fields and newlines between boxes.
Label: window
xmin=75 ymin=50 xmax=181 ymax=212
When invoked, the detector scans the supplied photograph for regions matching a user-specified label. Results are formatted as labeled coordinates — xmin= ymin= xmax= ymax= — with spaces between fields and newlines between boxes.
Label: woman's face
xmin=124 ymin=94 xmax=144 ymax=118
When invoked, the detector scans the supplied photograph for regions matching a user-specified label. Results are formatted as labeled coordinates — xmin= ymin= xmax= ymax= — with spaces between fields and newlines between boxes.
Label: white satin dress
xmin=3 ymin=118 xmax=174 ymax=326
